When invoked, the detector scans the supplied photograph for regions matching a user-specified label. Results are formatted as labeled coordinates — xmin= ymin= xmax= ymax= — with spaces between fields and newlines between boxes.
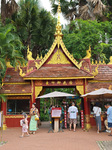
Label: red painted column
xmin=84 ymin=79 xmax=91 ymax=130
xmin=31 ymin=80 xmax=36 ymax=108
xmin=1 ymin=100 xmax=7 ymax=130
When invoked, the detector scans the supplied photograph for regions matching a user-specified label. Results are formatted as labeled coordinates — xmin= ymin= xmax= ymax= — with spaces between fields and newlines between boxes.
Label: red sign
xmin=51 ymin=108 xmax=61 ymax=118
xmin=81 ymin=110 xmax=84 ymax=129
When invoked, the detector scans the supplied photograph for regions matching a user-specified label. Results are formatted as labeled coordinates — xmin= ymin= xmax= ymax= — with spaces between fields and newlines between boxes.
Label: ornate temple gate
xmin=2 ymin=0 xmax=112 ymax=130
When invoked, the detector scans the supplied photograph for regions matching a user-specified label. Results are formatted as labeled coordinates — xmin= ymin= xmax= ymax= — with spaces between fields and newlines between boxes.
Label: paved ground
xmin=1 ymin=122 xmax=112 ymax=150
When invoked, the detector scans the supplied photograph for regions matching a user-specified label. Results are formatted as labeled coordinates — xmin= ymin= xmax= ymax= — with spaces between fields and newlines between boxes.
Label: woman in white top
xmin=93 ymin=103 xmax=101 ymax=133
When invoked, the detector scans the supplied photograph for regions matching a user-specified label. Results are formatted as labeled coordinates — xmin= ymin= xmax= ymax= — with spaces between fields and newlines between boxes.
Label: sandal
xmin=20 ymin=135 xmax=23 ymax=138
xmin=108 ymin=134 xmax=112 ymax=136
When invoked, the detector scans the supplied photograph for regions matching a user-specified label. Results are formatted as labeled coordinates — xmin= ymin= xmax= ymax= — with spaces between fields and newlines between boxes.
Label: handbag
xmin=35 ymin=114 xmax=39 ymax=121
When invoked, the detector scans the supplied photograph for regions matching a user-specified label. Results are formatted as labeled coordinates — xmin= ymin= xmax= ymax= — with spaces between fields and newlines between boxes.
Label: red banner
xmin=64 ymin=111 xmax=67 ymax=129
xmin=81 ymin=110 xmax=84 ymax=129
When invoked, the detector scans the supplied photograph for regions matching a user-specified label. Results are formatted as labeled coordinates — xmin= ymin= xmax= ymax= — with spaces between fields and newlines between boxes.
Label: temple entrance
xmin=36 ymin=86 xmax=82 ymax=130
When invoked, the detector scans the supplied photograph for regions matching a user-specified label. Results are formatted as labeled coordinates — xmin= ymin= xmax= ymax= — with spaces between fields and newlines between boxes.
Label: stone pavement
xmin=1 ymin=122 xmax=112 ymax=150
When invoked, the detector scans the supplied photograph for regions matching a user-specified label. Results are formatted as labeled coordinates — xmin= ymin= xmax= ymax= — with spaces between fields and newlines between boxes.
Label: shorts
xmin=70 ymin=119 xmax=77 ymax=124
xmin=108 ymin=122 xmax=112 ymax=128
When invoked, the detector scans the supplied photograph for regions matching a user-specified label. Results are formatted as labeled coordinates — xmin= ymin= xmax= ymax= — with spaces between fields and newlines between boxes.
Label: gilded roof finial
xmin=55 ymin=0 xmax=63 ymax=42
xmin=27 ymin=45 xmax=34 ymax=61
xmin=83 ymin=46 xmax=91 ymax=59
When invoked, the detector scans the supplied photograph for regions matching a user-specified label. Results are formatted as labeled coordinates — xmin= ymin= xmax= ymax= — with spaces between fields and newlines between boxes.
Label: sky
xmin=40 ymin=0 xmax=68 ymax=25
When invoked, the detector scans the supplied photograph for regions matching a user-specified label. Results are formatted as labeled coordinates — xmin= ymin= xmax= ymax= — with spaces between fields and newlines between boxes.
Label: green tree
xmin=0 ymin=23 xmax=24 ymax=101
xmin=62 ymin=19 xmax=112 ymax=62
xmin=11 ymin=0 xmax=56 ymax=59
xmin=50 ymin=0 xmax=108 ymax=21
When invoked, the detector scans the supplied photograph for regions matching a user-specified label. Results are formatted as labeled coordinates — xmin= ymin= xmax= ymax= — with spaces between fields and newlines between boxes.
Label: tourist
xmin=93 ymin=103 xmax=101 ymax=133
xmin=104 ymin=104 xmax=111 ymax=133
xmin=68 ymin=102 xmax=78 ymax=132
xmin=29 ymin=103 xmax=40 ymax=134
xmin=106 ymin=104 xmax=112 ymax=136
xmin=20 ymin=113 xmax=29 ymax=138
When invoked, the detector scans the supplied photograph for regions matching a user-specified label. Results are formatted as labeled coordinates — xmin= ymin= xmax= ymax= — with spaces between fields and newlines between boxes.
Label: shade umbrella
xmin=81 ymin=88 xmax=112 ymax=99
xmin=36 ymin=91 xmax=75 ymax=99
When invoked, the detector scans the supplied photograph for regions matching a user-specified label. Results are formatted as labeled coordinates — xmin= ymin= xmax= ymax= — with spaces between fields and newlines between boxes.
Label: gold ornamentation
xmin=3 ymin=93 xmax=32 ymax=95
xmin=92 ymin=65 xmax=98 ymax=76
xmin=76 ymin=86 xmax=84 ymax=95
xmin=51 ymin=81 xmax=55 ymax=84
xmin=27 ymin=67 xmax=33 ymax=73
xmin=108 ymin=56 xmax=112 ymax=65
xmin=83 ymin=46 xmax=91 ymax=59
xmin=24 ymin=76 xmax=94 ymax=80
xmin=84 ymin=67 xmax=90 ymax=72
xmin=32 ymin=0 xmax=82 ymax=70
xmin=54 ymin=0 xmax=63 ymax=48
xmin=63 ymin=81 xmax=67 ymax=85
xmin=69 ymin=81 xmax=73 ymax=85
xmin=36 ymin=54 xmax=40 ymax=60
xmin=35 ymin=81 xmax=43 ymax=86
xmin=35 ymin=86 xmax=43 ymax=98
xmin=57 ymin=81 xmax=61 ymax=84
xmin=48 ymin=49 xmax=71 ymax=64
xmin=75 ymin=79 xmax=83 ymax=85
xmin=46 ymin=81 xmax=49 ymax=85
xmin=19 ymin=66 xmax=26 ymax=77
xmin=35 ymin=61 xmax=40 ymax=70
xmin=95 ymin=60 xmax=98 ymax=65
xmin=103 ymin=59 xmax=106 ymax=64
xmin=3 ymin=82 xmax=30 ymax=85
xmin=5 ymin=115 xmax=30 ymax=119
xmin=6 ymin=61 xmax=13 ymax=68
xmin=78 ymin=61 xmax=83 ymax=68
xmin=27 ymin=45 xmax=34 ymax=60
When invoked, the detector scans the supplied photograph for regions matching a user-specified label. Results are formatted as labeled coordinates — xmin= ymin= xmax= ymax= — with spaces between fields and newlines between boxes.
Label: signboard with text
xmin=51 ymin=108 xmax=61 ymax=118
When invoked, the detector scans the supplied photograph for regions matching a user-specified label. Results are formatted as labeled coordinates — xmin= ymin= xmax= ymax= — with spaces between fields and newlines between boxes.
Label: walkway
xmin=1 ymin=122 xmax=112 ymax=150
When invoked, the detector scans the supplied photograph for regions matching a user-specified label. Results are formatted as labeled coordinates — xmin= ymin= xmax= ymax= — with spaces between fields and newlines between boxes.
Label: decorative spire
xmin=55 ymin=0 xmax=63 ymax=40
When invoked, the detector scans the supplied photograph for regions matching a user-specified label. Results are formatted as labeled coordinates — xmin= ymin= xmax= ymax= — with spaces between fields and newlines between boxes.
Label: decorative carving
xmin=27 ymin=67 xmax=33 ymax=73
xmin=92 ymin=65 xmax=98 ymax=76
xmin=84 ymin=66 xmax=90 ymax=72
xmin=6 ymin=61 xmax=13 ymax=68
xmin=76 ymin=86 xmax=84 ymax=95
xmin=27 ymin=45 xmax=34 ymax=60
xmin=75 ymin=79 xmax=83 ymax=85
xmin=33 ymin=1 xmax=82 ymax=70
xmin=78 ymin=61 xmax=83 ymax=68
xmin=48 ymin=49 xmax=71 ymax=64
xmin=36 ymin=54 xmax=40 ymax=60
xmin=108 ymin=56 xmax=112 ymax=65
xmin=35 ymin=86 xmax=43 ymax=98
xmin=35 ymin=61 xmax=40 ymax=70
xmin=83 ymin=46 xmax=91 ymax=59
xmin=19 ymin=66 xmax=26 ymax=77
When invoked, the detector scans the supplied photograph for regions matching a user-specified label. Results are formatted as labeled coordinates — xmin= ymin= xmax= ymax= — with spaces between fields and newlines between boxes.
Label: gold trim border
xmin=88 ymin=80 xmax=112 ymax=83
xmin=3 ymin=82 xmax=30 ymax=85
xmin=24 ymin=76 xmax=94 ymax=80
xmin=5 ymin=115 xmax=30 ymax=119
xmin=3 ymin=93 xmax=32 ymax=96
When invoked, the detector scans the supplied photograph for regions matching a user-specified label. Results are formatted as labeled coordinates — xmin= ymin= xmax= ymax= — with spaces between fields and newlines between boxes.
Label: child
xmin=20 ymin=113 xmax=29 ymax=138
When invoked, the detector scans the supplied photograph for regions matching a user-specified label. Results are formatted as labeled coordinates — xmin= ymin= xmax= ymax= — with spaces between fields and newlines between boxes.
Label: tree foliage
xmin=62 ymin=19 xmax=112 ymax=62
xmin=50 ymin=0 xmax=109 ymax=21
xmin=11 ymin=0 xmax=56 ymax=59
xmin=0 ymin=23 xmax=24 ymax=101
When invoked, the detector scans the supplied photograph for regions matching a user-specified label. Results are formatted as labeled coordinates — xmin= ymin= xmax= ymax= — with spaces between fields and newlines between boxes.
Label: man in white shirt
xmin=68 ymin=102 xmax=78 ymax=132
